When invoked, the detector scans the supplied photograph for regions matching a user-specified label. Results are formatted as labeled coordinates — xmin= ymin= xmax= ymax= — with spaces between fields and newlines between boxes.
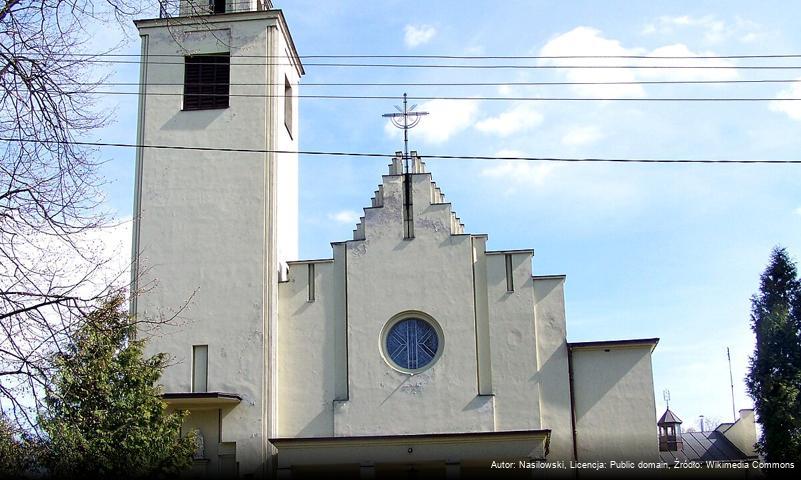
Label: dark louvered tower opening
xmin=183 ymin=54 xmax=230 ymax=111
xmin=212 ymin=0 xmax=226 ymax=14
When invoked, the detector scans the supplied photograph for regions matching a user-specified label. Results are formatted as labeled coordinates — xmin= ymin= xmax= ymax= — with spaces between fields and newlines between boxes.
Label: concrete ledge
xmin=486 ymin=248 xmax=535 ymax=256
xmin=270 ymin=429 xmax=551 ymax=468
xmin=162 ymin=392 xmax=242 ymax=409
xmin=532 ymin=274 xmax=566 ymax=280
xmin=569 ymin=338 xmax=659 ymax=352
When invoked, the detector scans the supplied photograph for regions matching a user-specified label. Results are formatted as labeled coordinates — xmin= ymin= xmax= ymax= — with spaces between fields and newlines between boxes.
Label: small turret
xmin=657 ymin=408 xmax=684 ymax=451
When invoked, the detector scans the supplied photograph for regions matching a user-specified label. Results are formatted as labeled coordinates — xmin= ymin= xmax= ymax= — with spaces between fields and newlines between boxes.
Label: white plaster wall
xmin=133 ymin=11 xmax=301 ymax=475
xmin=571 ymin=346 xmax=659 ymax=461
xmin=276 ymin=151 xmax=298 ymax=272
xmin=486 ymin=253 xmax=541 ymax=431
xmin=335 ymin=173 xmax=494 ymax=435
xmin=274 ymin=168 xmax=587 ymax=447
xmin=274 ymin=34 xmax=301 ymax=272
xmin=277 ymin=261 xmax=337 ymax=437
xmin=273 ymin=162 xmax=661 ymax=469
xmin=722 ymin=409 xmax=757 ymax=458
xmin=533 ymin=276 xmax=574 ymax=461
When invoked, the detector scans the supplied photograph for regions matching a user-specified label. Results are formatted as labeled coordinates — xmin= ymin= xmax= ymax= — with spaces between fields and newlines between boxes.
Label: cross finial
xmin=382 ymin=93 xmax=429 ymax=173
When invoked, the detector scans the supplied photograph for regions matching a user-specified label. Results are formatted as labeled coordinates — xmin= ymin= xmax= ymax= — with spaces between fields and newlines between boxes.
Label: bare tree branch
xmin=0 ymin=0 xmax=176 ymax=432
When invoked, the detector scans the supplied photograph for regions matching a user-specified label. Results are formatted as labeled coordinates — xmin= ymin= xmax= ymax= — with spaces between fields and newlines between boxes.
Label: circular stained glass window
xmin=384 ymin=317 xmax=440 ymax=371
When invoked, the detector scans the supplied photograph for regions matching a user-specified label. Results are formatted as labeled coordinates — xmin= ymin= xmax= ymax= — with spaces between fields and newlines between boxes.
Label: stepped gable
xmin=352 ymin=152 xmax=465 ymax=241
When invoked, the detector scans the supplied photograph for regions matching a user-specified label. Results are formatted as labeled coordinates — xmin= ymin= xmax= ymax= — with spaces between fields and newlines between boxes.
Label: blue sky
xmin=89 ymin=1 xmax=801 ymax=430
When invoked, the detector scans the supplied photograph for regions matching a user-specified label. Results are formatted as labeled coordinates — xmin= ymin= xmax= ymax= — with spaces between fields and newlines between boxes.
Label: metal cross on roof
xmin=382 ymin=93 xmax=429 ymax=173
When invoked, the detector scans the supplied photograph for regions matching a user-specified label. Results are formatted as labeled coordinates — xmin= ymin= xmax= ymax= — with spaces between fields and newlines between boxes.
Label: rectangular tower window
xmin=183 ymin=54 xmax=230 ymax=111
xmin=211 ymin=0 xmax=226 ymax=14
xmin=192 ymin=345 xmax=208 ymax=393
xmin=505 ymin=254 xmax=514 ymax=292
xmin=308 ymin=263 xmax=315 ymax=302
xmin=284 ymin=75 xmax=293 ymax=137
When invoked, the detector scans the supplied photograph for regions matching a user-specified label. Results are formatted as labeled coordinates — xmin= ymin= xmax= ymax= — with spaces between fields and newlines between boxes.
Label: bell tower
xmin=131 ymin=1 xmax=303 ymax=476
xmin=657 ymin=408 xmax=684 ymax=452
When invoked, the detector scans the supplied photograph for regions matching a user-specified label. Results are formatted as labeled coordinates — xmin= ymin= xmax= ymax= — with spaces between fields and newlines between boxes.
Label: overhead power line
xmin=305 ymin=53 xmax=801 ymax=60
xmin=15 ymin=52 xmax=801 ymax=60
xmin=26 ymin=58 xmax=801 ymax=69
xmin=52 ymin=79 xmax=801 ymax=88
xmin=55 ymin=91 xmax=801 ymax=102
xmin=1 ymin=137 xmax=799 ymax=164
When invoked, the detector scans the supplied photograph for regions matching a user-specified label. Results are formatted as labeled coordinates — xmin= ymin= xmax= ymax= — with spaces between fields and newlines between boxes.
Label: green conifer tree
xmin=0 ymin=415 xmax=34 ymax=478
xmin=39 ymin=295 xmax=195 ymax=478
xmin=746 ymin=247 xmax=801 ymax=462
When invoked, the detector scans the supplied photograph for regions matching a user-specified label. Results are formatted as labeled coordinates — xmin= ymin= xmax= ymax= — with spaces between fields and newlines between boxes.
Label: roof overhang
xmin=485 ymin=249 xmax=535 ymax=256
xmin=161 ymin=392 xmax=242 ymax=409
xmin=569 ymin=337 xmax=660 ymax=353
xmin=269 ymin=430 xmax=550 ymax=469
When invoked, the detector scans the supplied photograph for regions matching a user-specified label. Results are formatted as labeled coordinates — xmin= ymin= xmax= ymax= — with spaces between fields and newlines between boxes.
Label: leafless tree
xmin=0 ymin=0 xmax=249 ymax=432
xmin=0 ymin=0 xmax=161 ymax=431
xmin=685 ymin=415 xmax=723 ymax=433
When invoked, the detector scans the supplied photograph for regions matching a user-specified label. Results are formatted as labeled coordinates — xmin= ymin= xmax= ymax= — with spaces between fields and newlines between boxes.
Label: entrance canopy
xmin=270 ymin=430 xmax=550 ymax=472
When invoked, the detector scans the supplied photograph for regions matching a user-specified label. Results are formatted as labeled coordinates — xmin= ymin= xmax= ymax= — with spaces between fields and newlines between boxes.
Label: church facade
xmin=131 ymin=2 xmax=662 ymax=477
xmin=274 ymin=154 xmax=661 ymax=474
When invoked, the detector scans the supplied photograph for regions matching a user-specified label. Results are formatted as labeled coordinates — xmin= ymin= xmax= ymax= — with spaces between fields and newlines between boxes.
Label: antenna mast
xmin=663 ymin=389 xmax=671 ymax=409
xmin=727 ymin=347 xmax=736 ymax=422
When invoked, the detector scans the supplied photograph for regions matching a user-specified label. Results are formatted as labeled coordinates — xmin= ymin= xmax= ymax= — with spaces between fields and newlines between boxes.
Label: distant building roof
xmin=659 ymin=430 xmax=750 ymax=463
xmin=715 ymin=422 xmax=733 ymax=433
xmin=658 ymin=408 xmax=683 ymax=425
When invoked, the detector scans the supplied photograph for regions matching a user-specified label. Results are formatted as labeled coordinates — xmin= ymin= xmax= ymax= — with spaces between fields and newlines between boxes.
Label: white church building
xmin=132 ymin=2 xmax=662 ymax=477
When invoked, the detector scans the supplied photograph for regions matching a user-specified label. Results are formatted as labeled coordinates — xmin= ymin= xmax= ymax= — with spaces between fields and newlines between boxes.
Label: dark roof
xmin=660 ymin=431 xmax=749 ymax=463
xmin=658 ymin=408 xmax=683 ymax=425
xmin=161 ymin=392 xmax=242 ymax=401
xmin=715 ymin=422 xmax=733 ymax=433
xmin=568 ymin=338 xmax=660 ymax=350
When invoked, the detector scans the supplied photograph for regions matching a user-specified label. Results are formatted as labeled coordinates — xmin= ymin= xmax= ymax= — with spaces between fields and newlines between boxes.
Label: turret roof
xmin=658 ymin=408 xmax=683 ymax=425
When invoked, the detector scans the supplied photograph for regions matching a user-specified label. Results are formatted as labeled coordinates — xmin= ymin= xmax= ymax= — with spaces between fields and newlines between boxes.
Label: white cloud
xmin=75 ymin=220 xmax=133 ymax=291
xmin=538 ymin=27 xmax=739 ymax=98
xmin=733 ymin=17 xmax=766 ymax=43
xmin=474 ymin=105 xmax=543 ymax=137
xmin=640 ymin=44 xmax=738 ymax=81
xmin=795 ymin=207 xmax=801 ymax=216
xmin=385 ymin=99 xmax=479 ymax=144
xmin=643 ymin=15 xmax=727 ymax=43
xmin=642 ymin=15 xmax=765 ymax=45
xmin=769 ymin=80 xmax=801 ymax=121
xmin=739 ymin=32 xmax=761 ymax=44
xmin=480 ymin=150 xmax=558 ymax=186
xmin=538 ymin=27 xmax=646 ymax=98
xmin=464 ymin=45 xmax=485 ymax=55
xmin=328 ymin=210 xmax=361 ymax=225
xmin=561 ymin=125 xmax=604 ymax=146
xmin=9 ymin=219 xmax=134 ymax=302
xmin=404 ymin=24 xmax=436 ymax=48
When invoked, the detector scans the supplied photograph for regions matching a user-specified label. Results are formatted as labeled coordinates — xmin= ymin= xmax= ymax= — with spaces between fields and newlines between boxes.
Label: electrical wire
xmin=44 ymin=79 xmax=801 ymax=87
xmin=14 ymin=52 xmax=801 ymax=60
xmin=21 ymin=59 xmax=801 ymax=69
xmin=49 ymin=91 xmax=801 ymax=101
xmin=1 ymin=137 xmax=799 ymax=164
